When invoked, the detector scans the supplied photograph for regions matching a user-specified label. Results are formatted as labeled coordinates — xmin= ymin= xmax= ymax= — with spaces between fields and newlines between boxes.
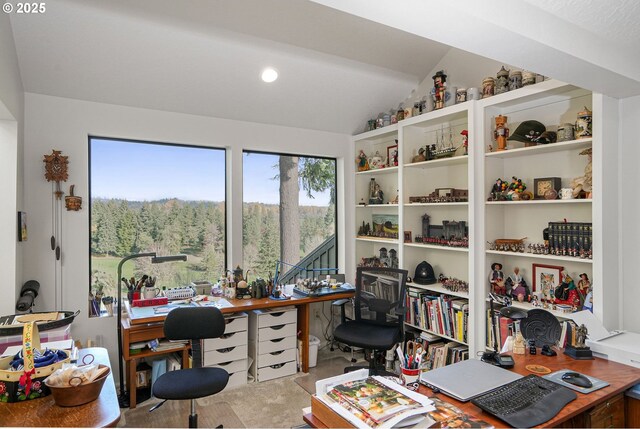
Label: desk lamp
xmin=116 ymin=252 xmax=187 ymax=408
xmin=482 ymin=294 xmax=528 ymax=368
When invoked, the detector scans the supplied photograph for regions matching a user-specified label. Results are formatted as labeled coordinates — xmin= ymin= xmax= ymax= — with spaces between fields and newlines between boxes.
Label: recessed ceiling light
xmin=261 ymin=68 xmax=278 ymax=83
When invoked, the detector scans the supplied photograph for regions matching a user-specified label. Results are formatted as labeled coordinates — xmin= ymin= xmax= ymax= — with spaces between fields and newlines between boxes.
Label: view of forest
xmin=90 ymin=198 xmax=334 ymax=298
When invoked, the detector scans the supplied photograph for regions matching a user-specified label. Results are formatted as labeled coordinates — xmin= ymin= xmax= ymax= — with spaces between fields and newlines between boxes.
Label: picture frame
xmin=533 ymin=177 xmax=561 ymax=199
xmin=17 ymin=211 xmax=27 ymax=242
xmin=404 ymin=231 xmax=412 ymax=243
xmin=387 ymin=144 xmax=398 ymax=167
xmin=532 ymin=263 xmax=563 ymax=293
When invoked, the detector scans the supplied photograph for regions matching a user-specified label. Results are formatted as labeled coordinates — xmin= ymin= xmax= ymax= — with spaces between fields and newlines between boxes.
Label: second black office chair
xmin=333 ymin=267 xmax=407 ymax=375
xmin=150 ymin=307 xmax=229 ymax=428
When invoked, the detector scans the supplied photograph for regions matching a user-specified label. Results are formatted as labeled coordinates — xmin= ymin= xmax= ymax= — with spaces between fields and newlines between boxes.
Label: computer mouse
xmin=561 ymin=371 xmax=593 ymax=388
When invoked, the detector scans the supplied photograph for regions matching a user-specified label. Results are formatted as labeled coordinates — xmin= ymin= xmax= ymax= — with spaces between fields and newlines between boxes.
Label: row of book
xmin=548 ymin=221 xmax=592 ymax=253
xmin=405 ymin=330 xmax=469 ymax=371
xmin=406 ymin=288 xmax=468 ymax=343
xmin=486 ymin=309 xmax=515 ymax=351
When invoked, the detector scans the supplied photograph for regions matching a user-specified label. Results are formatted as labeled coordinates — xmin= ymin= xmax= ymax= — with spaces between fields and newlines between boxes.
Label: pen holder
xmin=401 ymin=366 xmax=420 ymax=386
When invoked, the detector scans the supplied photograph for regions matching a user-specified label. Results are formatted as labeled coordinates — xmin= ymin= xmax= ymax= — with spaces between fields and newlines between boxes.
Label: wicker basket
xmin=0 ymin=322 xmax=70 ymax=402
xmin=45 ymin=364 xmax=110 ymax=407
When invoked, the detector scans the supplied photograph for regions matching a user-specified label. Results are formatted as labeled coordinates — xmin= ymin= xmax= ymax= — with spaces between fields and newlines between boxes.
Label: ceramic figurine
xmin=357 ymin=149 xmax=370 ymax=172
xmin=575 ymin=106 xmax=592 ymax=139
xmin=482 ymin=76 xmax=495 ymax=98
xmin=489 ymin=262 xmax=506 ymax=295
xmin=495 ymin=66 xmax=510 ymax=95
xmin=431 ymin=70 xmax=447 ymax=110
xmin=461 ymin=130 xmax=469 ymax=155
xmin=493 ymin=115 xmax=509 ymax=151
xmin=505 ymin=267 xmax=531 ymax=302
xmin=456 ymin=88 xmax=467 ymax=103
xmin=513 ymin=332 xmax=526 ymax=355
xmin=554 ymin=270 xmax=580 ymax=307
xmin=396 ymin=104 xmax=405 ymax=122
xmin=411 ymin=147 xmax=427 ymax=163
xmin=571 ymin=148 xmax=592 ymax=198
xmin=467 ymin=87 xmax=481 ymax=101
xmin=508 ymin=70 xmax=522 ymax=91
xmin=368 ymin=178 xmax=384 ymax=205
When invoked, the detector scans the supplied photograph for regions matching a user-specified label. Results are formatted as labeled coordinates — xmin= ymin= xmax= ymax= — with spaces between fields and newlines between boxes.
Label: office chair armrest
xmin=332 ymin=298 xmax=350 ymax=323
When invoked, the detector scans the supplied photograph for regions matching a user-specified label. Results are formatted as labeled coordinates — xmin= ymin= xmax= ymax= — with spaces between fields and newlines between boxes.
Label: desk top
xmin=125 ymin=292 xmax=354 ymax=325
xmin=306 ymin=352 xmax=640 ymax=428
xmin=0 ymin=347 xmax=121 ymax=428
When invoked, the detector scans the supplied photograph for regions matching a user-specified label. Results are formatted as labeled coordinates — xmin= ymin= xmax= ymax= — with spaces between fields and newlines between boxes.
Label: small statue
xmin=489 ymin=178 xmax=508 ymax=200
xmin=411 ymin=147 xmax=426 ymax=163
xmin=554 ymin=270 xmax=580 ymax=308
xmin=571 ymin=148 xmax=592 ymax=198
xmin=513 ymin=332 xmax=526 ymax=355
xmin=357 ymin=149 xmax=369 ymax=172
xmin=576 ymin=273 xmax=591 ymax=307
xmin=505 ymin=267 xmax=531 ymax=302
xmin=431 ymin=70 xmax=447 ymax=110
xmin=489 ymin=262 xmax=506 ymax=295
xmin=369 ymin=179 xmax=384 ymax=205
xmin=575 ymin=324 xmax=588 ymax=348
xmin=461 ymin=130 xmax=469 ymax=155
xmin=494 ymin=115 xmax=509 ymax=151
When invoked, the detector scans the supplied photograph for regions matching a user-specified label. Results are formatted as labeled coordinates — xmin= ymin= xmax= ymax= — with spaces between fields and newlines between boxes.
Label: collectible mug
xmin=143 ymin=287 xmax=160 ymax=299
xmin=467 ymin=87 xmax=481 ymax=100
xmin=560 ymin=188 xmax=574 ymax=200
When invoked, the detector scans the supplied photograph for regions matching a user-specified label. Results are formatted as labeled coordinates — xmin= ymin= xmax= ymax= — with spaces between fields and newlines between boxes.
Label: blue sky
xmin=90 ymin=139 xmax=331 ymax=206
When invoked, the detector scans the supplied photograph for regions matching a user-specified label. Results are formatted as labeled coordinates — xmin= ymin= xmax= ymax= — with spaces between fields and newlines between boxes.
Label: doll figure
xmin=493 ymin=115 xmax=509 ymax=151
xmin=554 ymin=270 xmax=580 ymax=308
xmin=505 ymin=267 xmax=531 ymax=302
xmin=489 ymin=262 xmax=506 ymax=295
xmin=571 ymin=148 xmax=592 ymax=198
xmin=576 ymin=273 xmax=590 ymax=306
xmin=357 ymin=149 xmax=370 ymax=172
xmin=431 ymin=70 xmax=447 ymax=110
xmin=461 ymin=130 xmax=469 ymax=155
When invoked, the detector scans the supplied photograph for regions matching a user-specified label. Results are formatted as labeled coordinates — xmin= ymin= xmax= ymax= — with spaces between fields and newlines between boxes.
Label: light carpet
xmin=119 ymin=398 xmax=244 ymax=428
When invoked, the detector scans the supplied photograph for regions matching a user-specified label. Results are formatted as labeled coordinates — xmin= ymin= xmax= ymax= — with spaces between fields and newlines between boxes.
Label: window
xmin=242 ymin=151 xmax=337 ymax=282
xmin=89 ymin=138 xmax=225 ymax=315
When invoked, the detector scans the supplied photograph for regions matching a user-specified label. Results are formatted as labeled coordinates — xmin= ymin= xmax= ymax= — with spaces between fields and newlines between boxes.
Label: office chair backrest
xmin=164 ymin=307 xmax=226 ymax=340
xmin=354 ymin=267 xmax=407 ymax=326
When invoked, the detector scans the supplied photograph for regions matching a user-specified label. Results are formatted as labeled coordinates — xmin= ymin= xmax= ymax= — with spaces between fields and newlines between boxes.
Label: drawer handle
xmin=221 ymin=332 xmax=236 ymax=339
xmin=218 ymin=361 xmax=233 ymax=366
xmin=269 ymin=363 xmax=285 ymax=369
xmin=218 ymin=346 xmax=236 ymax=353
xmin=270 ymin=351 xmax=284 ymax=356
xmin=270 ymin=312 xmax=285 ymax=317
xmin=270 ymin=324 xmax=285 ymax=330
xmin=270 ymin=338 xmax=284 ymax=343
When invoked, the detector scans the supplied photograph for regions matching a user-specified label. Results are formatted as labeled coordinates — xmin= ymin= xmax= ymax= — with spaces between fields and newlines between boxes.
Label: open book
xmin=316 ymin=370 xmax=434 ymax=428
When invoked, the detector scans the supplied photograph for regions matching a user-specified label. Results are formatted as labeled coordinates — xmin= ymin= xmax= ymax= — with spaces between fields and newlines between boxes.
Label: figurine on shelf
xmin=489 ymin=262 xmax=506 ymax=295
xmin=431 ymin=70 xmax=447 ymax=110
xmin=495 ymin=66 xmax=510 ymax=95
xmin=461 ymin=129 xmax=469 ymax=155
xmin=493 ymin=115 xmax=509 ymax=151
xmin=571 ymin=148 xmax=592 ymax=198
xmin=390 ymin=147 xmax=398 ymax=167
xmin=369 ymin=179 xmax=384 ymax=205
xmin=489 ymin=178 xmax=508 ymax=201
xmin=576 ymin=324 xmax=588 ymax=348
xmin=505 ymin=267 xmax=531 ymax=302
xmin=357 ymin=149 xmax=369 ymax=172
xmin=513 ymin=332 xmax=526 ymax=355
xmin=411 ymin=147 xmax=426 ymax=163
xmin=554 ymin=270 xmax=580 ymax=308
xmin=506 ymin=176 xmax=527 ymax=200
xmin=576 ymin=273 xmax=590 ymax=305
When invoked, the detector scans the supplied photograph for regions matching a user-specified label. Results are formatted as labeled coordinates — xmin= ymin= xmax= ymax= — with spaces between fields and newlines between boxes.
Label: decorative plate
xmin=521 ymin=308 xmax=562 ymax=347
xmin=525 ymin=364 xmax=552 ymax=375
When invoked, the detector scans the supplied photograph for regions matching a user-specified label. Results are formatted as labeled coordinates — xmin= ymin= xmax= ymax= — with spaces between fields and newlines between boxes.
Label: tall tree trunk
xmin=279 ymin=156 xmax=300 ymax=274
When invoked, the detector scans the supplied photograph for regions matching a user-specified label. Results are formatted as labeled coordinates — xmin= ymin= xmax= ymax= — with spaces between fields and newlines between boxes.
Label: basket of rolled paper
xmin=45 ymin=363 xmax=110 ymax=407
xmin=0 ymin=322 xmax=70 ymax=402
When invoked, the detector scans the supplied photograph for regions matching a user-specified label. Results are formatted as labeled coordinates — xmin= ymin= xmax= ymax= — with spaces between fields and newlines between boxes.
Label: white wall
xmin=620 ymin=95 xmax=640 ymax=331
xmin=0 ymin=13 xmax=24 ymax=316
xmin=23 ymin=92 xmax=352 ymax=378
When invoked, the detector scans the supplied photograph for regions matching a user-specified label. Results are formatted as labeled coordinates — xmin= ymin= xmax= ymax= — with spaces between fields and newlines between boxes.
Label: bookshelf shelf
xmin=485 ymin=250 xmax=593 ymax=264
xmin=406 ymin=282 xmax=469 ymax=299
xmin=404 ymin=323 xmax=467 ymax=346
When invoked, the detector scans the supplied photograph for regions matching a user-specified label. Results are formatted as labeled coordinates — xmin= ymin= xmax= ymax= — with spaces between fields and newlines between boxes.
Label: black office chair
xmin=333 ymin=267 xmax=407 ymax=375
xmin=150 ymin=307 xmax=229 ymax=428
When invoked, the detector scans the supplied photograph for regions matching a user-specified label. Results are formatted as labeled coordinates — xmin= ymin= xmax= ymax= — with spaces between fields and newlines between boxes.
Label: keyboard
xmin=471 ymin=374 xmax=577 ymax=428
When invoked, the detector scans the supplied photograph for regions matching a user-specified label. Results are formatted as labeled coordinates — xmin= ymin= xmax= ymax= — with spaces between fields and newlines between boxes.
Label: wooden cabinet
xmin=558 ymin=393 xmax=624 ymax=428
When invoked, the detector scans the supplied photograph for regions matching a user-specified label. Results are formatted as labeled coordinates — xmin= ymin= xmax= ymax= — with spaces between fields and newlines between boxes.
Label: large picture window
xmin=242 ymin=151 xmax=337 ymax=283
xmin=89 ymin=138 xmax=225 ymax=314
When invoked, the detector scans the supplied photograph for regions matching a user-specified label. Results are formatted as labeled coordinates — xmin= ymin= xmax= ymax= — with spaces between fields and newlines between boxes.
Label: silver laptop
xmin=419 ymin=358 xmax=522 ymax=402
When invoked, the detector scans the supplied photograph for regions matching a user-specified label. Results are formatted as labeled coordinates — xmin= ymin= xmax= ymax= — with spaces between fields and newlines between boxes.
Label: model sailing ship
xmin=428 ymin=125 xmax=460 ymax=159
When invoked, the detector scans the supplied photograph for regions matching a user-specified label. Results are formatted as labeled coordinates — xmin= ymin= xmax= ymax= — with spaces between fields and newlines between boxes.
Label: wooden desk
xmin=122 ymin=292 xmax=354 ymax=408
xmin=0 ymin=347 xmax=120 ymax=428
xmin=304 ymin=352 xmax=640 ymax=428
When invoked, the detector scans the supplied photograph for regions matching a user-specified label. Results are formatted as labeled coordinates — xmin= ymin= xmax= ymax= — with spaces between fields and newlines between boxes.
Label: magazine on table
xmin=316 ymin=371 xmax=435 ymax=428
xmin=427 ymin=396 xmax=494 ymax=428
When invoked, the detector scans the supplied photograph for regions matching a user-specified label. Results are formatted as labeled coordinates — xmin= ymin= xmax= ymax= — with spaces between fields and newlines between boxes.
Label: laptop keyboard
xmin=471 ymin=375 xmax=577 ymax=428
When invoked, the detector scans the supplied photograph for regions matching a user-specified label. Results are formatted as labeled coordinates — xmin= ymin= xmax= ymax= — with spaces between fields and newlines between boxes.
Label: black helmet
xmin=414 ymin=261 xmax=436 ymax=285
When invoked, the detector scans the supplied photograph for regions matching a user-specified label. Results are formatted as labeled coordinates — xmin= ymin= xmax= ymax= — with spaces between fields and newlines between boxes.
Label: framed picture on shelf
xmin=532 ymin=263 xmax=563 ymax=293
xmin=372 ymin=214 xmax=399 ymax=239
xmin=387 ymin=144 xmax=398 ymax=167
xmin=404 ymin=231 xmax=412 ymax=243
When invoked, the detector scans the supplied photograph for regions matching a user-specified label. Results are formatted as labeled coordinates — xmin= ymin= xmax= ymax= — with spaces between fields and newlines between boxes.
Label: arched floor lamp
xmin=116 ymin=252 xmax=187 ymax=408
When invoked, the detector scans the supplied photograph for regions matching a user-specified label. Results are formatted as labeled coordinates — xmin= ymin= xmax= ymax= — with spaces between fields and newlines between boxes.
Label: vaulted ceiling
xmin=8 ymin=0 xmax=640 ymax=134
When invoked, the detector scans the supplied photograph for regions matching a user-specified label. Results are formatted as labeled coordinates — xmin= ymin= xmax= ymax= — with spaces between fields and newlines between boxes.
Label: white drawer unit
xmin=249 ymin=307 xmax=298 ymax=382
xmin=204 ymin=312 xmax=248 ymax=390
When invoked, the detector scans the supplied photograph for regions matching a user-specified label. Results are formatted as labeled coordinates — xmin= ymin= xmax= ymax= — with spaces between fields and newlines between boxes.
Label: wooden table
xmin=122 ymin=292 xmax=354 ymax=408
xmin=304 ymin=352 xmax=640 ymax=428
xmin=0 ymin=347 xmax=120 ymax=428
